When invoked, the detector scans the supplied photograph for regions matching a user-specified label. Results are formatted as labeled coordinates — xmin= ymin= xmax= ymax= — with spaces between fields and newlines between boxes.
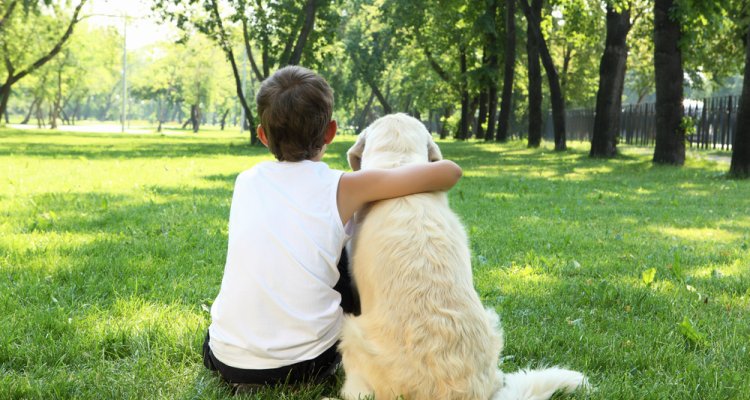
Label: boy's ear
xmin=323 ymin=120 xmax=337 ymax=145
xmin=257 ymin=125 xmax=269 ymax=147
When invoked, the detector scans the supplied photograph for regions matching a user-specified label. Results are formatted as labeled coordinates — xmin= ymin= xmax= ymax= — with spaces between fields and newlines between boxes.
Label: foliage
xmin=3 ymin=0 xmax=750 ymax=141
xmin=0 ymin=0 xmax=86 ymax=118
xmin=1 ymin=128 xmax=750 ymax=398
xmin=677 ymin=0 xmax=748 ymax=88
xmin=22 ymin=22 xmax=121 ymax=124
xmin=548 ymin=0 xmax=605 ymax=108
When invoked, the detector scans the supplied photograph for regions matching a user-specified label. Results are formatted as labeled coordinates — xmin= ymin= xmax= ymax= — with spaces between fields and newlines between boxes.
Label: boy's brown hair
xmin=256 ymin=66 xmax=334 ymax=161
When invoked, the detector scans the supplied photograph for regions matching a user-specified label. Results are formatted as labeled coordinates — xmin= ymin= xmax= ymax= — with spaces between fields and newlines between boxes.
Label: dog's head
xmin=347 ymin=113 xmax=442 ymax=171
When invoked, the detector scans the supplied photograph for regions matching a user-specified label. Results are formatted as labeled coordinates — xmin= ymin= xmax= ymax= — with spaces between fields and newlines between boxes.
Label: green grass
xmin=1 ymin=127 xmax=749 ymax=399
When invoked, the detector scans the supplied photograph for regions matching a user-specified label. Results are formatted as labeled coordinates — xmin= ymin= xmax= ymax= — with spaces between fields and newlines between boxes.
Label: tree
xmin=730 ymin=16 xmax=750 ymax=177
xmin=389 ymin=0 xmax=484 ymax=140
xmin=474 ymin=0 xmax=500 ymax=140
xmin=0 ymin=0 xmax=86 ymax=120
xmin=495 ymin=0 xmax=516 ymax=142
xmin=523 ymin=0 xmax=543 ymax=147
xmin=590 ymin=2 xmax=633 ymax=158
xmin=519 ymin=0 xmax=567 ymax=150
xmin=343 ymin=0 xmax=397 ymax=116
xmin=652 ymin=0 xmax=685 ymax=165
xmin=548 ymin=0 xmax=606 ymax=109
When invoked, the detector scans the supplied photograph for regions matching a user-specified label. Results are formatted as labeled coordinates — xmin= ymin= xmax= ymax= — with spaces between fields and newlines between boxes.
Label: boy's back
xmin=209 ymin=160 xmax=348 ymax=369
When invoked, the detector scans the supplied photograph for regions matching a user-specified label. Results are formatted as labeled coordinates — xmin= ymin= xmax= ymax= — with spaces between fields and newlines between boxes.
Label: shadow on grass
xmin=0 ymin=128 xmax=265 ymax=159
xmin=2 ymin=131 xmax=750 ymax=398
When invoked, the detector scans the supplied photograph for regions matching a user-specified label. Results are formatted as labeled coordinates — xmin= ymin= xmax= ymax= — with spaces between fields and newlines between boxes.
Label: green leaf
xmin=677 ymin=317 xmax=707 ymax=347
xmin=642 ymin=268 xmax=657 ymax=285
xmin=670 ymin=252 xmax=684 ymax=282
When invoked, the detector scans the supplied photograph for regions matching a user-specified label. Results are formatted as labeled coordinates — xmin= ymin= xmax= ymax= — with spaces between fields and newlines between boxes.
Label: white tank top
xmin=208 ymin=160 xmax=348 ymax=369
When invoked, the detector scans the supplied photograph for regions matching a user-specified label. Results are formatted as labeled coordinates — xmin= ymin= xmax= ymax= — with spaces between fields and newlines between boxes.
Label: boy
xmin=202 ymin=65 xmax=462 ymax=389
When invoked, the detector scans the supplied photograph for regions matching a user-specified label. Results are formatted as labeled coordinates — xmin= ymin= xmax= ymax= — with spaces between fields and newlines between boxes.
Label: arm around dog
xmin=337 ymin=160 xmax=462 ymax=224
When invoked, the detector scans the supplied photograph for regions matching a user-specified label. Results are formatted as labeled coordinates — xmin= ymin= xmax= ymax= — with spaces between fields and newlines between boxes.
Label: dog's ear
xmin=427 ymin=138 xmax=443 ymax=162
xmin=347 ymin=130 xmax=367 ymax=171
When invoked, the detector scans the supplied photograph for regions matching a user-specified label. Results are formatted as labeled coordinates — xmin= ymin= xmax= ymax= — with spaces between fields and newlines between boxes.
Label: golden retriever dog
xmin=337 ymin=113 xmax=587 ymax=400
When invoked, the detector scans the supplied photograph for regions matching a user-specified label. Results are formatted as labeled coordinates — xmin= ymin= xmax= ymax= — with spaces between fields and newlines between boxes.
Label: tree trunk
xmin=440 ymin=106 xmax=451 ymax=139
xmin=50 ymin=67 xmax=63 ymax=129
xmin=369 ymin=81 xmax=392 ymax=114
xmin=519 ymin=0 xmax=566 ymax=151
xmin=590 ymin=5 xmax=631 ymax=158
xmin=35 ymin=100 xmax=45 ymax=128
xmin=561 ymin=45 xmax=573 ymax=100
xmin=458 ymin=46 xmax=469 ymax=140
xmin=70 ymin=98 xmax=81 ymax=124
xmin=21 ymin=97 xmax=39 ymax=124
xmin=48 ymin=103 xmax=56 ymax=129
xmin=190 ymin=104 xmax=200 ymax=132
xmin=652 ymin=0 xmax=685 ymax=165
xmin=207 ymin=0 xmax=257 ymax=144
xmin=497 ymin=0 xmax=516 ymax=143
xmin=220 ymin=109 xmax=230 ymax=130
xmin=357 ymin=91 xmax=375 ymax=132
xmin=730 ymin=26 xmax=750 ymax=178
xmin=470 ymin=95 xmax=480 ymax=138
xmin=523 ymin=0 xmax=542 ymax=147
xmin=485 ymin=0 xmax=500 ymax=143
xmin=0 ymin=81 xmax=11 ymax=122
xmin=477 ymin=88 xmax=488 ymax=139
xmin=287 ymin=0 xmax=318 ymax=65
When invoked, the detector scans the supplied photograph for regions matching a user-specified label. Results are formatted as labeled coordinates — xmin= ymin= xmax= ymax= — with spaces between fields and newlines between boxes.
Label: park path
xmin=7 ymin=123 xmax=184 ymax=135
xmin=619 ymin=145 xmax=731 ymax=164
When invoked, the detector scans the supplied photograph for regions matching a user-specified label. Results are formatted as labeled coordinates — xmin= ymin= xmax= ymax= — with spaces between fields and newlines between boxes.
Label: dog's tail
xmin=491 ymin=367 xmax=588 ymax=400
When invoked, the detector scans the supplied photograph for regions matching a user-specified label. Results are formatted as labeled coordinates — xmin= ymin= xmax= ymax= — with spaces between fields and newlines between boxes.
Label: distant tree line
xmin=1 ymin=0 xmax=749 ymax=176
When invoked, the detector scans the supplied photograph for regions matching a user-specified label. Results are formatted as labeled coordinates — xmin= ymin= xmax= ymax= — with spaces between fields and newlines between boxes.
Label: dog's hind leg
xmin=339 ymin=317 xmax=379 ymax=400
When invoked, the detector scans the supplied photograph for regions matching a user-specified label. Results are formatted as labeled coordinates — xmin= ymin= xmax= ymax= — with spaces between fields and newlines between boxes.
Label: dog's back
xmin=345 ymin=191 xmax=502 ymax=399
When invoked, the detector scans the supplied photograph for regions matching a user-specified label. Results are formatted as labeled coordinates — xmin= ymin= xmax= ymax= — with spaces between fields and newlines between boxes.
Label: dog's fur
xmin=337 ymin=113 xmax=587 ymax=400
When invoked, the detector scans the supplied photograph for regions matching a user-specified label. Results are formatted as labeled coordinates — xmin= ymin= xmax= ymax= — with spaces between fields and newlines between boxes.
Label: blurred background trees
xmin=1 ymin=0 xmax=749 ymax=174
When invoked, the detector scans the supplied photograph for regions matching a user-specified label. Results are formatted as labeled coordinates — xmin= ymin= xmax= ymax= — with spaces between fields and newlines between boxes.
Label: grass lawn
xmin=1 ymin=127 xmax=748 ymax=399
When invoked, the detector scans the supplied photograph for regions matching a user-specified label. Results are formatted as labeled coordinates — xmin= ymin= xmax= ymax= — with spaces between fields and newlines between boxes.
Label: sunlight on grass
xmin=650 ymin=226 xmax=743 ymax=242
xmin=2 ymin=129 xmax=750 ymax=399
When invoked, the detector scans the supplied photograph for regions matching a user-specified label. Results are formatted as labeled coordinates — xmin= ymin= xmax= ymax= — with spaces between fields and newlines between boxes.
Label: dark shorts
xmin=202 ymin=248 xmax=359 ymax=386
xmin=202 ymin=332 xmax=340 ymax=386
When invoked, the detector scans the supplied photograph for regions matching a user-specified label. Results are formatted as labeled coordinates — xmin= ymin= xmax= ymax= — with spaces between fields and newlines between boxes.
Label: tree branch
xmin=0 ymin=0 xmax=18 ymax=31
xmin=420 ymin=45 xmax=460 ymax=93
xmin=208 ymin=0 xmax=256 ymax=140
xmin=241 ymin=16 xmax=264 ymax=81
xmin=288 ymin=0 xmax=317 ymax=65
xmin=8 ymin=0 xmax=86 ymax=87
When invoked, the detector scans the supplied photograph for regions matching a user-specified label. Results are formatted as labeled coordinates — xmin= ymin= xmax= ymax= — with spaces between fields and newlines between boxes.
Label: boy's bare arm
xmin=337 ymin=160 xmax=462 ymax=224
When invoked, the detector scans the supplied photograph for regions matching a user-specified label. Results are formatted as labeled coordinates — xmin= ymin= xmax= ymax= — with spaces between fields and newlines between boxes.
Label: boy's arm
xmin=337 ymin=160 xmax=462 ymax=224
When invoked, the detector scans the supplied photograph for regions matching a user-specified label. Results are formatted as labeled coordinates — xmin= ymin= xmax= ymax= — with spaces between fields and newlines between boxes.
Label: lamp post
xmin=120 ymin=12 xmax=127 ymax=133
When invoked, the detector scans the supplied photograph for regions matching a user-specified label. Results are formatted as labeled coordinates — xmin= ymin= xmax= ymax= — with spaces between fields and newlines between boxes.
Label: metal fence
xmin=544 ymin=95 xmax=740 ymax=149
